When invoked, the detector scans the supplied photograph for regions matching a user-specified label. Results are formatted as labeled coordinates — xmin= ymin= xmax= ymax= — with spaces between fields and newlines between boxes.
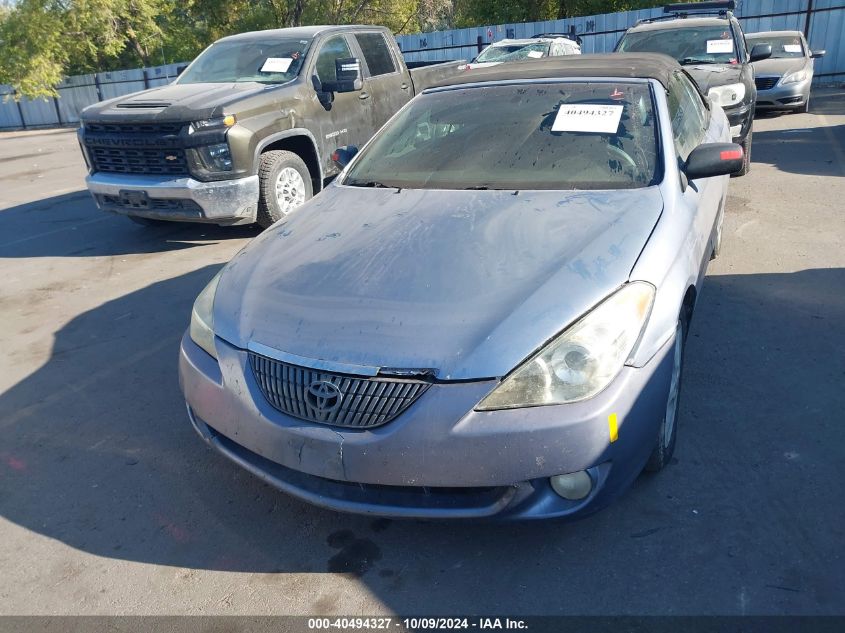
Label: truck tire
xmin=257 ymin=150 xmax=313 ymax=228
xmin=732 ymin=129 xmax=751 ymax=177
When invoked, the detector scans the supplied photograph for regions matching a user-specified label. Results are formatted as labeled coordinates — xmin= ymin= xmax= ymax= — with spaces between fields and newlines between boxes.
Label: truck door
xmin=351 ymin=32 xmax=413 ymax=132
xmin=311 ymin=34 xmax=370 ymax=177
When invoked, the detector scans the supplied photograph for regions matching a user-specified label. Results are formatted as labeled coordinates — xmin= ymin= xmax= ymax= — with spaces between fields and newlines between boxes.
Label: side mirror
xmin=331 ymin=145 xmax=359 ymax=169
xmin=685 ymin=143 xmax=744 ymax=180
xmin=749 ymin=43 xmax=772 ymax=62
xmin=322 ymin=58 xmax=363 ymax=93
xmin=810 ymin=49 xmax=826 ymax=59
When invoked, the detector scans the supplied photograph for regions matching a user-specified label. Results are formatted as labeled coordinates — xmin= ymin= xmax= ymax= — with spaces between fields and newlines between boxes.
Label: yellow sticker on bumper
xmin=608 ymin=413 xmax=619 ymax=443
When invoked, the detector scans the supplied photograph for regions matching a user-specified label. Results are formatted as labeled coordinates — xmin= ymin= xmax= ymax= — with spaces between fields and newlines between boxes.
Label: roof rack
xmin=635 ymin=1 xmax=735 ymax=25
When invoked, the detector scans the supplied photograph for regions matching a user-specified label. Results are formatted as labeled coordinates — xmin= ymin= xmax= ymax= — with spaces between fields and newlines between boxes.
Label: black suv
xmin=616 ymin=1 xmax=771 ymax=175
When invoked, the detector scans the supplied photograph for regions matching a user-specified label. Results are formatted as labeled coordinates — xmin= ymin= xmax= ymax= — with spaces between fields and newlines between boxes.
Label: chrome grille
xmin=249 ymin=353 xmax=430 ymax=429
xmin=755 ymin=76 xmax=779 ymax=91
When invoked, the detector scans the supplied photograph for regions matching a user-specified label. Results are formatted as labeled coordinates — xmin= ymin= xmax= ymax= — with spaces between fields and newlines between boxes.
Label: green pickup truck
xmin=78 ymin=25 xmax=461 ymax=228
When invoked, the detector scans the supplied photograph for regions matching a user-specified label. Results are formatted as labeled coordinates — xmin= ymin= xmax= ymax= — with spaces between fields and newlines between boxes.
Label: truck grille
xmin=755 ymin=76 xmax=779 ymax=91
xmin=84 ymin=122 xmax=188 ymax=176
xmin=88 ymin=146 xmax=188 ymax=176
xmin=249 ymin=353 xmax=430 ymax=429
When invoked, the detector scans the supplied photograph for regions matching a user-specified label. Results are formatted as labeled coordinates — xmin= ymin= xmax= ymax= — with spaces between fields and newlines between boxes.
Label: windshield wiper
xmin=346 ymin=180 xmax=391 ymax=188
xmin=680 ymin=57 xmax=718 ymax=65
xmin=461 ymin=185 xmax=493 ymax=190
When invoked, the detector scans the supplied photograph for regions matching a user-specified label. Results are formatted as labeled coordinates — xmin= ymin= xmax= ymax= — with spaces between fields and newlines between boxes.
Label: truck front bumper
xmin=86 ymin=172 xmax=259 ymax=225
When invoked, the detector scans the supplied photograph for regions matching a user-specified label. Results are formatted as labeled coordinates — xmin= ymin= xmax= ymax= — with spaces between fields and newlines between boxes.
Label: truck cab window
xmin=316 ymin=36 xmax=354 ymax=83
xmin=355 ymin=33 xmax=397 ymax=76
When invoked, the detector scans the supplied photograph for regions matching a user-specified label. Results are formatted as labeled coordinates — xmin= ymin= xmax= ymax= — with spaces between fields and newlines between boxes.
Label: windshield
xmin=343 ymin=82 xmax=660 ymax=191
xmin=476 ymin=42 xmax=549 ymax=62
xmin=178 ymin=38 xmax=310 ymax=84
xmin=618 ymin=26 xmax=739 ymax=65
xmin=747 ymin=35 xmax=805 ymax=58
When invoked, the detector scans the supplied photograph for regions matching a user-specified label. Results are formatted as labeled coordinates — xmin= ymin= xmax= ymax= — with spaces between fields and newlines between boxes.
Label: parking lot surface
xmin=1 ymin=91 xmax=844 ymax=615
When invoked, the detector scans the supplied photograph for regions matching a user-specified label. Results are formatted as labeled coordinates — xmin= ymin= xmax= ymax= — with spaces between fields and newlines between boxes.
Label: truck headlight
xmin=190 ymin=114 xmax=236 ymax=132
xmin=196 ymin=143 xmax=233 ymax=171
xmin=781 ymin=70 xmax=808 ymax=85
xmin=190 ymin=271 xmax=223 ymax=359
xmin=708 ymin=83 xmax=746 ymax=108
xmin=476 ymin=282 xmax=655 ymax=410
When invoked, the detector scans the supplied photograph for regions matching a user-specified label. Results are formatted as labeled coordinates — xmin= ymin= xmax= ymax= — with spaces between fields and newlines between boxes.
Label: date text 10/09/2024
xmin=308 ymin=618 xmax=529 ymax=630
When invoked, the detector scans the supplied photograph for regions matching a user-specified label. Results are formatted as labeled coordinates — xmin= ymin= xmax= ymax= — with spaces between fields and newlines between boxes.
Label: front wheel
xmin=644 ymin=317 xmax=687 ymax=472
xmin=732 ymin=129 xmax=752 ymax=177
xmin=256 ymin=150 xmax=313 ymax=229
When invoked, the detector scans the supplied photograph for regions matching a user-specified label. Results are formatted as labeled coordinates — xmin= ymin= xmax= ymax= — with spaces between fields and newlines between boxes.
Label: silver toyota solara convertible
xmin=179 ymin=54 xmax=743 ymax=520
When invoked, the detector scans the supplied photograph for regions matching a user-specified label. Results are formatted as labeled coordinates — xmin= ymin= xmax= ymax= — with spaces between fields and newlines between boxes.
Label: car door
xmin=668 ymin=72 xmax=721 ymax=275
xmin=351 ymin=31 xmax=413 ymax=132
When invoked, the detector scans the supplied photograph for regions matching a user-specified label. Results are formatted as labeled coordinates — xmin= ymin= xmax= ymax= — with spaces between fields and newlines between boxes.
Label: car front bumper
xmin=755 ymin=77 xmax=812 ymax=109
xmin=178 ymin=332 xmax=677 ymax=520
xmin=86 ymin=172 xmax=259 ymax=225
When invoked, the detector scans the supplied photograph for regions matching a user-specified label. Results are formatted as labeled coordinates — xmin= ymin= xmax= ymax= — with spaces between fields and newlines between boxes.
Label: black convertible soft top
xmin=432 ymin=53 xmax=683 ymax=91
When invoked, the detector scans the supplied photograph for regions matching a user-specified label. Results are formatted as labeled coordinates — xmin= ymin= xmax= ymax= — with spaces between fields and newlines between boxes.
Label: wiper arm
xmin=461 ymin=185 xmax=492 ymax=190
xmin=346 ymin=180 xmax=391 ymax=188
xmin=680 ymin=57 xmax=716 ymax=65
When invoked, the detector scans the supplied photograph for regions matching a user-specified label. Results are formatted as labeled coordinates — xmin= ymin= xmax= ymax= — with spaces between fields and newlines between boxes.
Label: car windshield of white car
xmin=476 ymin=43 xmax=549 ymax=62
xmin=747 ymin=36 xmax=805 ymax=59
xmin=343 ymin=82 xmax=660 ymax=191
xmin=618 ymin=27 xmax=739 ymax=65
xmin=178 ymin=39 xmax=309 ymax=84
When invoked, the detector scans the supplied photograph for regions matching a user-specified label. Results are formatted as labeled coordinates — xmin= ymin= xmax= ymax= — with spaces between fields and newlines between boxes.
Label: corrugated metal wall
xmin=1 ymin=0 xmax=843 ymax=130
xmin=397 ymin=0 xmax=845 ymax=83
xmin=0 ymin=63 xmax=186 ymax=130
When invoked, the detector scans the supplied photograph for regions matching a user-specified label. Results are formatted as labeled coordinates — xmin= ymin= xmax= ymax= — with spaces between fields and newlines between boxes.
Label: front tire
xmin=257 ymin=150 xmax=313 ymax=229
xmin=644 ymin=316 xmax=687 ymax=473
xmin=732 ymin=129 xmax=752 ymax=177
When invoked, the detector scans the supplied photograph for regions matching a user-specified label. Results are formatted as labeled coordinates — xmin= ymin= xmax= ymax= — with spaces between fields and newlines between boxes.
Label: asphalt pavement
xmin=0 ymin=91 xmax=843 ymax=615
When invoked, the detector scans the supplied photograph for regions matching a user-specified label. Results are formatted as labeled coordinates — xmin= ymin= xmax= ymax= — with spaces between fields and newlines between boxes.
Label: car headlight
xmin=781 ymin=70 xmax=808 ymax=85
xmin=190 ymin=271 xmax=223 ymax=359
xmin=708 ymin=83 xmax=746 ymax=108
xmin=476 ymin=282 xmax=655 ymax=410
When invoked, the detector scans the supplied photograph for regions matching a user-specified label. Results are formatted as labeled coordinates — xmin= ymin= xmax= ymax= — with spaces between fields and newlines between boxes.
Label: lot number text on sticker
xmin=552 ymin=104 xmax=624 ymax=134
xmin=706 ymin=39 xmax=734 ymax=54
xmin=261 ymin=58 xmax=293 ymax=73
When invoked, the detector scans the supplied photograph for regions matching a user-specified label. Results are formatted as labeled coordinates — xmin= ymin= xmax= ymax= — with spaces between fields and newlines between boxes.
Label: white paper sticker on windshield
xmin=260 ymin=57 xmax=293 ymax=73
xmin=784 ymin=44 xmax=802 ymax=53
xmin=552 ymin=104 xmax=624 ymax=134
xmin=706 ymin=39 xmax=734 ymax=54
xmin=527 ymin=50 xmax=544 ymax=58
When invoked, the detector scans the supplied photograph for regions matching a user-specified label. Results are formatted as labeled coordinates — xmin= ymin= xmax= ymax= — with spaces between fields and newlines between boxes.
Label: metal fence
xmin=2 ymin=0 xmax=844 ymax=131
xmin=0 ymin=63 xmax=187 ymax=131
xmin=397 ymin=0 xmax=845 ymax=82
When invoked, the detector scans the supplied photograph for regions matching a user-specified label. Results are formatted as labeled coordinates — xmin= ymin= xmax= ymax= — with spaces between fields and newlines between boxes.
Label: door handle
xmin=359 ymin=92 xmax=370 ymax=100
xmin=400 ymin=83 xmax=409 ymax=90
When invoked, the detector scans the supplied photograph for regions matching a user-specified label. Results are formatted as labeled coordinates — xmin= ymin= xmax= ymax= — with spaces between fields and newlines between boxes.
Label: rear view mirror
xmin=810 ymin=49 xmax=826 ymax=58
xmin=685 ymin=143 xmax=744 ymax=179
xmin=322 ymin=58 xmax=362 ymax=93
xmin=749 ymin=43 xmax=772 ymax=62
xmin=332 ymin=145 xmax=359 ymax=169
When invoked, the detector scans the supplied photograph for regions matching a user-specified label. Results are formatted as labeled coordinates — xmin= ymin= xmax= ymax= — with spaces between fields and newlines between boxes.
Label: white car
xmin=461 ymin=34 xmax=581 ymax=70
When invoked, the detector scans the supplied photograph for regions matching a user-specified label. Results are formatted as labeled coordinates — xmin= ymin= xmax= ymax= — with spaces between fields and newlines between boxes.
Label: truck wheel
xmin=257 ymin=150 xmax=313 ymax=228
xmin=644 ymin=316 xmax=687 ymax=473
xmin=732 ymin=130 xmax=751 ymax=177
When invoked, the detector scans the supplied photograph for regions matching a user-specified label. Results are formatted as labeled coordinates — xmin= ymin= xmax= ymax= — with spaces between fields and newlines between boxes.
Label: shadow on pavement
xmin=0 ymin=191 xmax=260 ymax=259
xmin=0 ymin=267 xmax=842 ymax=614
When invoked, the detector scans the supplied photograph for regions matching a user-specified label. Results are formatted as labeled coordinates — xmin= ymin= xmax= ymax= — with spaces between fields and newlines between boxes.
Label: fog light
xmin=550 ymin=471 xmax=592 ymax=500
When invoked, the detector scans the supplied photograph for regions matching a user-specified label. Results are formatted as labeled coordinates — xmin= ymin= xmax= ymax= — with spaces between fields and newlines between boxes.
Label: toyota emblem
xmin=306 ymin=380 xmax=342 ymax=417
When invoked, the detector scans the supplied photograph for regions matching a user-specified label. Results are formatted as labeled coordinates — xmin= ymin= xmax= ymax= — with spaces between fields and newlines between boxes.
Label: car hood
xmin=684 ymin=64 xmax=744 ymax=92
xmin=751 ymin=57 xmax=808 ymax=76
xmin=81 ymin=82 xmax=275 ymax=122
xmin=213 ymin=186 xmax=664 ymax=380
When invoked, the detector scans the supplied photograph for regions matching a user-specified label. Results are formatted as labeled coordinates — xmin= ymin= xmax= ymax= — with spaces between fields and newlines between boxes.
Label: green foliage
xmin=0 ymin=0 xmax=673 ymax=98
